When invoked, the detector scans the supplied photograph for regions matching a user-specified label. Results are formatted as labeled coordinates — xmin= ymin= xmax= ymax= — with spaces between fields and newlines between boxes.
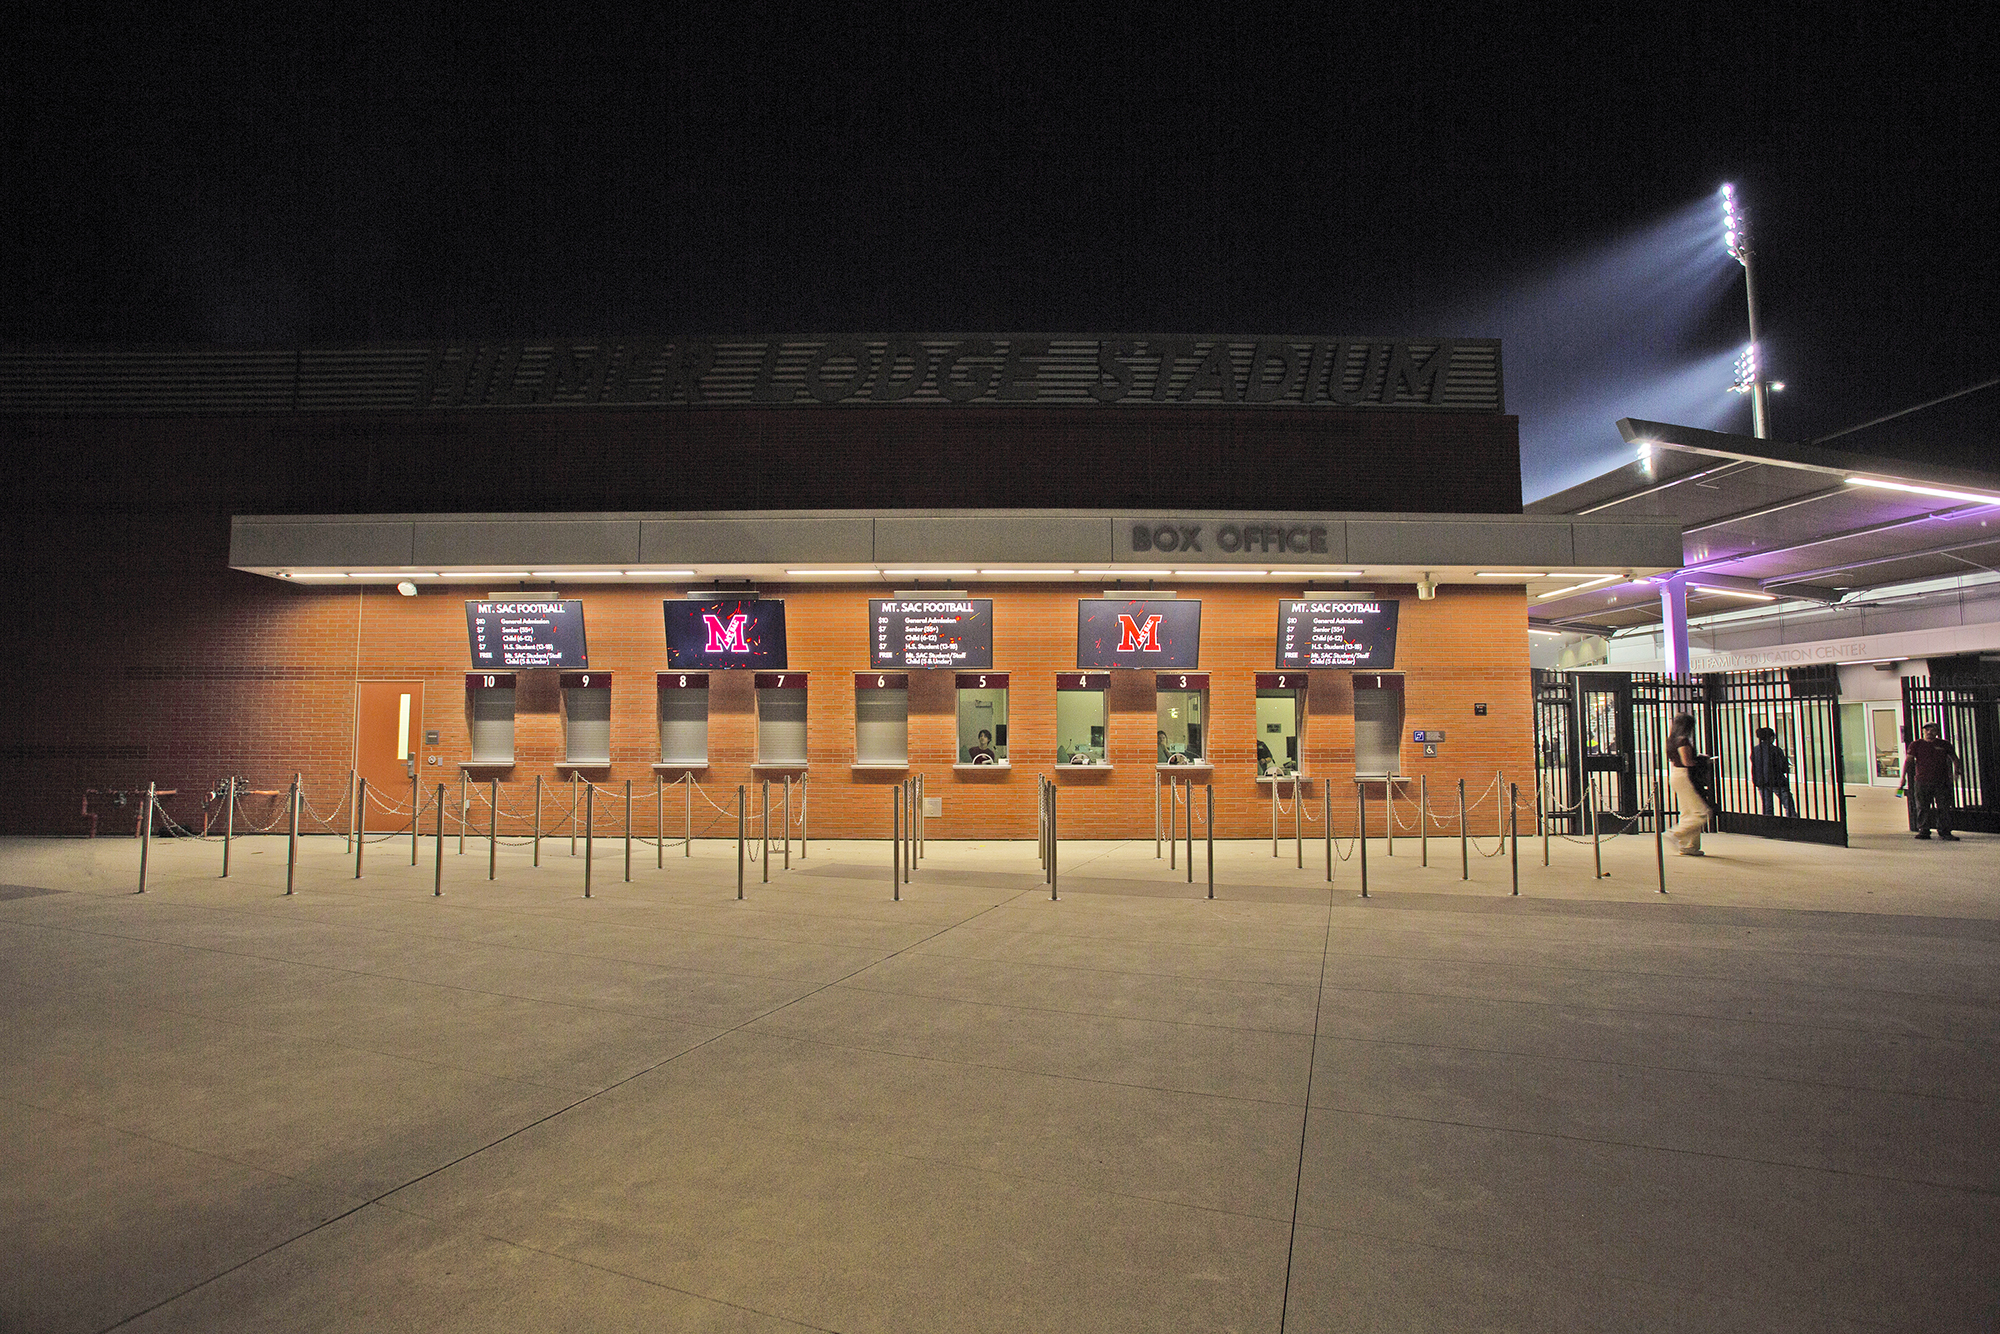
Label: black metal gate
xmin=1533 ymin=665 xmax=1847 ymax=846
xmin=1901 ymin=677 xmax=2000 ymax=833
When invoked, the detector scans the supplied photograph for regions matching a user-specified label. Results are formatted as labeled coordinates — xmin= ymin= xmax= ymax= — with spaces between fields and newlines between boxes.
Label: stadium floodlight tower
xmin=1720 ymin=183 xmax=1774 ymax=438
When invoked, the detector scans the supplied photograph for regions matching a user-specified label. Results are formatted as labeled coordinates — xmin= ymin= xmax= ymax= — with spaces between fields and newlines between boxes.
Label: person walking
xmin=1750 ymin=727 xmax=1798 ymax=817
xmin=1666 ymin=712 xmax=1711 ymax=855
xmin=1904 ymin=722 xmax=1962 ymax=841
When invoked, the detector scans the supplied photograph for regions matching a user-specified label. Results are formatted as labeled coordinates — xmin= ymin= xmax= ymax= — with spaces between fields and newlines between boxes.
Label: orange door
xmin=355 ymin=681 xmax=425 ymax=832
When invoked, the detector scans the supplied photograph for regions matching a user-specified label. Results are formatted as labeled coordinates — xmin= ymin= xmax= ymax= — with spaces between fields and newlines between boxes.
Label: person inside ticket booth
xmin=968 ymin=728 xmax=997 ymax=764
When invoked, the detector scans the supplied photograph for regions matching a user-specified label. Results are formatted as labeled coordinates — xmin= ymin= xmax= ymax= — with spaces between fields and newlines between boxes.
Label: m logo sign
xmin=703 ymin=613 xmax=751 ymax=654
xmin=1116 ymin=614 xmax=1164 ymax=653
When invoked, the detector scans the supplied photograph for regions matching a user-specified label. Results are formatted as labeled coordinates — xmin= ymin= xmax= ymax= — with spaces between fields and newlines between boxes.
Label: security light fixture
xmin=1416 ymin=573 xmax=1437 ymax=600
xmin=396 ymin=581 xmax=418 ymax=597
xmin=1719 ymin=182 xmax=1772 ymax=438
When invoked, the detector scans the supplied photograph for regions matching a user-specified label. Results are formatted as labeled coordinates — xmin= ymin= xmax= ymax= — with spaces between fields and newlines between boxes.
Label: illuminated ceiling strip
xmin=979 ymin=569 xmax=1075 ymax=575
xmin=530 ymin=571 xmax=627 ymax=578
xmin=1177 ymin=569 xmax=1268 ymax=576
xmin=1688 ymin=583 xmax=1777 ymax=601
xmin=1536 ymin=575 xmax=1618 ymax=600
xmin=1270 ymin=569 xmax=1363 ymax=578
xmin=1476 ymin=571 xmax=1546 ymax=578
xmin=785 ymin=569 xmax=883 ymax=576
xmin=1846 ymin=476 xmax=2000 ymax=506
xmin=883 ymin=569 xmax=978 ymax=577
xmin=1078 ymin=569 xmax=1171 ymax=577
xmin=457 ymin=572 xmax=533 ymax=579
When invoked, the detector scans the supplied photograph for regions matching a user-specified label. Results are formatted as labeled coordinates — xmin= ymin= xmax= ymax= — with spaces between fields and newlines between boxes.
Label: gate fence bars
xmin=1901 ymin=676 xmax=2000 ymax=834
xmin=1533 ymin=665 xmax=1848 ymax=847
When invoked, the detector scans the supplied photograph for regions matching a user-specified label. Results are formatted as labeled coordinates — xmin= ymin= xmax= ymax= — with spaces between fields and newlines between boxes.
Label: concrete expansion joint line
xmin=1277 ymin=891 xmax=1337 ymax=1333
xmin=1314 ymin=1106 xmax=2000 ymax=1196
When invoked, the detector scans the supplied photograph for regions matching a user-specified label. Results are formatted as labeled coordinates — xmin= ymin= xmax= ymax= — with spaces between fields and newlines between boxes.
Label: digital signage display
xmin=870 ymin=598 xmax=993 ymax=669
xmin=465 ymin=601 xmax=588 ymax=669
xmin=664 ymin=598 xmax=788 ymax=670
xmin=1076 ymin=599 xmax=1201 ymax=670
xmin=1277 ymin=599 xmax=1399 ymax=668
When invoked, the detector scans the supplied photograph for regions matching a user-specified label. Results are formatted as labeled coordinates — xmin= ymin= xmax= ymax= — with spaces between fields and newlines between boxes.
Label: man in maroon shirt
xmin=1905 ymin=723 xmax=1962 ymax=841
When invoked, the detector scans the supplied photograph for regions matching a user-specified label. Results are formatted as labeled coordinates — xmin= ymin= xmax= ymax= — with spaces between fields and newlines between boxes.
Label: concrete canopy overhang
xmin=229 ymin=508 xmax=1682 ymax=592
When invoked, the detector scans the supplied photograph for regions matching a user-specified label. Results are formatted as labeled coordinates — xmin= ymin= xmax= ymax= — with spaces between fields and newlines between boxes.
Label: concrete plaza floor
xmin=1 ymin=788 xmax=1995 ymax=1332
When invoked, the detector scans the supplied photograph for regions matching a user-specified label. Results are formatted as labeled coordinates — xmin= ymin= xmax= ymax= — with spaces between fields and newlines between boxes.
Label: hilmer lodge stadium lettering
xmin=409 ymin=336 xmax=1502 ymax=411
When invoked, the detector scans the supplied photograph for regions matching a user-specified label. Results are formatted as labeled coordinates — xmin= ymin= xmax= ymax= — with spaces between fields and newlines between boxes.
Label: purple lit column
xmin=1661 ymin=579 xmax=1690 ymax=675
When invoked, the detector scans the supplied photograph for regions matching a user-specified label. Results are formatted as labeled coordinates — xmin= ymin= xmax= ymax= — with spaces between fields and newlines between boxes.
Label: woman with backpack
xmin=1666 ymin=712 xmax=1712 ymax=856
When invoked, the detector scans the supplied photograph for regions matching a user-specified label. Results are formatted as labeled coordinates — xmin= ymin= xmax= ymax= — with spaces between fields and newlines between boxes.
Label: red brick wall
xmin=11 ymin=568 xmax=1532 ymax=838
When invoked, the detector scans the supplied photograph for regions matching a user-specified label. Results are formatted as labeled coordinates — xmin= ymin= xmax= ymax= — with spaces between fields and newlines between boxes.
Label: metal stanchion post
xmin=287 ymin=777 xmax=300 ymax=895
xmin=569 ymin=773 xmax=579 ymax=856
xmin=892 ymin=788 xmax=901 ymax=901
xmin=762 ymin=780 xmax=771 ymax=884
xmin=1654 ymin=775 xmax=1667 ymax=893
xmin=221 ymin=775 xmax=234 ymax=878
xmin=1459 ymin=777 xmax=1468 ymax=881
xmin=411 ymin=772 xmax=420 ymax=865
xmin=489 ymin=778 xmax=498 ymax=880
xmin=533 ymin=774 xmax=543 ymax=867
xmin=1420 ymin=774 xmax=1428 ymax=867
xmin=917 ymin=774 xmax=924 ymax=859
xmin=137 ymin=781 xmax=155 ymax=893
xmin=355 ymin=776 xmax=367 ymax=879
xmin=783 ymin=776 xmax=792 ymax=871
xmin=1155 ymin=777 xmax=1161 ymax=858
xmin=1186 ymin=780 xmax=1194 ymax=884
xmin=1270 ymin=779 xmax=1278 ymax=856
xmin=1169 ymin=777 xmax=1178 ymax=870
xmin=1048 ymin=782 xmax=1058 ymax=901
xmin=1357 ymin=782 xmax=1369 ymax=898
xmin=1324 ymin=785 xmax=1333 ymax=882
xmin=903 ymin=781 xmax=912 ymax=885
xmin=1385 ymin=781 xmax=1394 ymax=857
xmin=1042 ymin=780 xmax=1051 ymax=880
xmin=800 ymin=774 xmax=808 ymax=858
xmin=1294 ymin=779 xmax=1303 ymax=868
xmin=346 ymin=768 xmax=356 ymax=853
xmin=459 ymin=771 xmax=467 ymax=854
xmin=1510 ymin=782 xmax=1520 ymax=896
xmin=434 ymin=781 xmax=444 ymax=895
xmin=624 ymin=779 xmax=633 ymax=882
xmin=1205 ymin=784 xmax=1214 ymax=899
xmin=583 ymin=782 xmax=594 ymax=898
xmin=1591 ymin=793 xmax=1603 ymax=879
xmin=657 ymin=775 xmax=665 ymax=869
xmin=1542 ymin=770 xmax=1550 ymax=866
xmin=736 ymin=786 xmax=745 ymax=899
xmin=686 ymin=775 xmax=694 ymax=857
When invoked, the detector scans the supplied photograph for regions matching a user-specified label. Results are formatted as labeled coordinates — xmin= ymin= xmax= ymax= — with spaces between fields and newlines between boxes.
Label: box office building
xmin=0 ymin=335 xmax=1680 ymax=837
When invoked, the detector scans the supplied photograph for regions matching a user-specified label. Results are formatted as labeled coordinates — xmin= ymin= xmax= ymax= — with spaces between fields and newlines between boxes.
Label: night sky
xmin=5 ymin=7 xmax=1994 ymax=498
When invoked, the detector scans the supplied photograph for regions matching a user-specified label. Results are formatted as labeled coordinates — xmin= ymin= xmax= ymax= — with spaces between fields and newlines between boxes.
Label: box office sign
xmin=1123 ymin=519 xmax=1334 ymax=558
xmin=408 ymin=337 xmax=1501 ymax=412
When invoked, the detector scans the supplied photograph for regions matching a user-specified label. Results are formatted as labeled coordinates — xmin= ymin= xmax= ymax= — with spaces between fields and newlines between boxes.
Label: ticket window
xmin=464 ymin=672 xmax=517 ymax=766
xmin=956 ymin=672 xmax=1010 ymax=767
xmin=1354 ymin=673 xmax=1406 ymax=776
xmin=755 ymin=672 xmax=808 ymax=768
xmin=1156 ymin=672 xmax=1209 ymax=768
xmin=855 ymin=672 xmax=910 ymax=767
xmin=1254 ymin=672 xmax=1308 ymax=779
xmin=1055 ymin=673 xmax=1110 ymax=766
xmin=560 ymin=671 xmax=612 ymax=767
xmin=655 ymin=672 xmax=709 ymax=768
